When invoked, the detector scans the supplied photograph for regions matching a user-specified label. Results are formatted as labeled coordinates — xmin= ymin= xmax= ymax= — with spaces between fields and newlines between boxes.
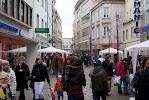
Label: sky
xmin=55 ymin=0 xmax=78 ymax=38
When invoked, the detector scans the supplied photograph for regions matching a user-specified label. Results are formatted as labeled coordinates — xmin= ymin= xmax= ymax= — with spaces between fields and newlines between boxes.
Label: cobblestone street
xmin=15 ymin=66 xmax=134 ymax=100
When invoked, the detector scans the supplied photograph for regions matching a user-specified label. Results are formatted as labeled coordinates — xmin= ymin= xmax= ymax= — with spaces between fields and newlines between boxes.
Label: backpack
xmin=62 ymin=65 xmax=69 ymax=91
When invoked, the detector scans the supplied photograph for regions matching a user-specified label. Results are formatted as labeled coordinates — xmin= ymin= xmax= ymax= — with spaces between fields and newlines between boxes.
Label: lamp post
xmin=116 ymin=14 xmax=119 ymax=62
xmin=107 ymin=28 xmax=110 ymax=54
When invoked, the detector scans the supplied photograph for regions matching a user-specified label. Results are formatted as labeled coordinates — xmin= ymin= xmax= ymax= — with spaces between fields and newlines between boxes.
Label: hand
xmin=19 ymin=69 xmax=23 ymax=72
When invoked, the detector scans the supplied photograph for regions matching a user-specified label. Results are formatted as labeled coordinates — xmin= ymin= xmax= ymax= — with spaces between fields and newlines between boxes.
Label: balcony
xmin=101 ymin=17 xmax=111 ymax=24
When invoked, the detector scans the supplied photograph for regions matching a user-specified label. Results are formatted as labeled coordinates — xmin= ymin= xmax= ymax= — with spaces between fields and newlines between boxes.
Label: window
xmin=2 ymin=0 xmax=7 ymax=13
xmin=103 ymin=24 xmax=109 ymax=36
xmin=126 ymin=12 xmax=128 ymax=21
xmin=97 ymin=26 xmax=100 ymax=38
xmin=26 ymin=5 xmax=28 ymax=24
xmin=131 ymin=27 xmax=134 ymax=38
xmin=130 ymin=9 xmax=132 ymax=20
xmin=9 ymin=0 xmax=14 ymax=17
xmin=123 ymin=31 xmax=125 ymax=41
xmin=30 ymin=8 xmax=32 ymax=26
xmin=42 ymin=19 xmax=44 ymax=28
xmin=45 ymin=0 xmax=48 ymax=11
xmin=36 ymin=14 xmax=39 ymax=28
xmin=82 ymin=13 xmax=90 ymax=24
xmin=16 ymin=0 xmax=19 ymax=20
xmin=77 ymin=9 xmax=80 ymax=18
xmin=77 ymin=21 xmax=80 ymax=28
xmin=92 ymin=12 xmax=95 ymax=23
xmin=21 ymin=1 xmax=24 ymax=22
xmin=45 ymin=22 xmax=47 ymax=28
xmin=103 ymin=7 xmax=109 ymax=18
xmin=126 ymin=29 xmax=128 ymax=40
xmin=42 ymin=0 xmax=44 ymax=7
xmin=82 ymin=27 xmax=90 ymax=37
xmin=81 ymin=0 xmax=90 ymax=12
xmin=77 ymin=31 xmax=80 ymax=39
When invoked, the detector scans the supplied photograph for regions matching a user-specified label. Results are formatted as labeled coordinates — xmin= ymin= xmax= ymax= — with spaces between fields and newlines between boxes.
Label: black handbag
xmin=29 ymin=79 xmax=34 ymax=89
xmin=24 ymin=75 xmax=31 ymax=81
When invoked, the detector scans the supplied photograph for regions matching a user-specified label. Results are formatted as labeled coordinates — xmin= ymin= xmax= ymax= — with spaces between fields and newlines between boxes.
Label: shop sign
xmin=140 ymin=24 xmax=149 ymax=33
xmin=35 ymin=28 xmax=49 ymax=33
xmin=134 ymin=0 xmax=141 ymax=34
xmin=0 ymin=22 xmax=19 ymax=33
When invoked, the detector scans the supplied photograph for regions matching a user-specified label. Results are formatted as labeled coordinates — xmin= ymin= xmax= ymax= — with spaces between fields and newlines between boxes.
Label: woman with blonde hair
xmin=2 ymin=60 xmax=16 ymax=99
xmin=0 ymin=59 xmax=10 ymax=99
xmin=15 ymin=56 xmax=30 ymax=100
xmin=31 ymin=57 xmax=51 ymax=100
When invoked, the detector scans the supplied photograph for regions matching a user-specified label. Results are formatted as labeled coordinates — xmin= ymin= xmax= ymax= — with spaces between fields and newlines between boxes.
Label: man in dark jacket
xmin=89 ymin=60 xmax=108 ymax=100
xmin=102 ymin=54 xmax=113 ymax=93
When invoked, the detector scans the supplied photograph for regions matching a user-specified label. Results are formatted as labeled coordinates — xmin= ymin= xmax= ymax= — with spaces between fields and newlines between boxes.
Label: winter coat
xmin=0 ymin=71 xmax=10 ymax=89
xmin=89 ymin=67 xmax=108 ymax=94
xmin=133 ymin=70 xmax=149 ymax=100
xmin=51 ymin=56 xmax=64 ymax=71
xmin=116 ymin=60 xmax=127 ymax=79
xmin=32 ymin=64 xmax=50 ymax=83
xmin=15 ymin=63 xmax=30 ymax=91
xmin=5 ymin=68 xmax=16 ymax=95
xmin=54 ymin=81 xmax=63 ymax=92
xmin=102 ymin=60 xmax=113 ymax=77
xmin=67 ymin=65 xmax=86 ymax=90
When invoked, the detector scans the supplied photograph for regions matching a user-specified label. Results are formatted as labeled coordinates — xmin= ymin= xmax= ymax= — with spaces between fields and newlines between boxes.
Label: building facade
xmin=73 ymin=0 xmax=91 ymax=54
xmin=62 ymin=38 xmax=72 ymax=53
xmin=90 ymin=0 xmax=125 ymax=58
xmin=121 ymin=0 xmax=145 ymax=56
xmin=0 ymin=0 xmax=38 ymax=69
xmin=33 ymin=0 xmax=53 ymax=49
xmin=53 ymin=8 xmax=62 ymax=49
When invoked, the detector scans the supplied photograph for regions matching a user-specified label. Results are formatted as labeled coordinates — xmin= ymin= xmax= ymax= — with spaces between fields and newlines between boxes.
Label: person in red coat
xmin=116 ymin=58 xmax=130 ymax=95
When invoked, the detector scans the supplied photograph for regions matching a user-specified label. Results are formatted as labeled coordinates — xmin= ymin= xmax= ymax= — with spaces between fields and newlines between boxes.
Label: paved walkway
xmin=15 ymin=66 xmax=134 ymax=100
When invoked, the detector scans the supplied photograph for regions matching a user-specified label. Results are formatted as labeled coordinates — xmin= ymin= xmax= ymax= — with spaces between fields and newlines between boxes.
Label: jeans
xmin=93 ymin=93 xmax=106 ymax=100
xmin=68 ymin=93 xmax=84 ymax=100
xmin=57 ymin=91 xmax=63 ymax=100
xmin=55 ymin=68 xmax=62 ymax=79
xmin=34 ymin=82 xmax=44 ymax=99
xmin=118 ymin=78 xmax=128 ymax=94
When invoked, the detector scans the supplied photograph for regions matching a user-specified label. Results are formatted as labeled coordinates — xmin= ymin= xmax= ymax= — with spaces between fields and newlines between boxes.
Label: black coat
xmin=133 ymin=70 xmax=149 ymax=100
xmin=15 ymin=63 xmax=30 ymax=91
xmin=102 ymin=60 xmax=113 ymax=77
xmin=67 ymin=65 xmax=86 ymax=90
xmin=32 ymin=64 xmax=50 ymax=83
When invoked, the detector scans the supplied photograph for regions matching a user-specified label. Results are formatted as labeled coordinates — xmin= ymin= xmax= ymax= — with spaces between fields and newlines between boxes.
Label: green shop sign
xmin=35 ymin=28 xmax=49 ymax=33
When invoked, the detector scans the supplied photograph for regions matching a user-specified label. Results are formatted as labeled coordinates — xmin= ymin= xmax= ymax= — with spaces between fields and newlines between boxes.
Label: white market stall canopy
xmin=7 ymin=46 xmax=69 ymax=54
xmin=124 ymin=40 xmax=149 ymax=74
xmin=99 ymin=47 xmax=123 ymax=54
xmin=7 ymin=47 xmax=26 ymax=53
xmin=38 ymin=46 xmax=68 ymax=53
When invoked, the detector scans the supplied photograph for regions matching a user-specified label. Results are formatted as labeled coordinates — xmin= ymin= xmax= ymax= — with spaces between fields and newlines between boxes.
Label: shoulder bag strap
xmin=105 ymin=62 xmax=110 ymax=71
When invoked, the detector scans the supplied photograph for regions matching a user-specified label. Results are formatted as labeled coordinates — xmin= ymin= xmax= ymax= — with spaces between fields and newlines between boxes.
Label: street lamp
xmin=116 ymin=14 xmax=119 ymax=62
xmin=107 ymin=28 xmax=111 ymax=54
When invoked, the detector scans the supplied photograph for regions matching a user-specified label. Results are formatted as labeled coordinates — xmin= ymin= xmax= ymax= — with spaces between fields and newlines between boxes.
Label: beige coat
xmin=0 ymin=71 xmax=10 ymax=89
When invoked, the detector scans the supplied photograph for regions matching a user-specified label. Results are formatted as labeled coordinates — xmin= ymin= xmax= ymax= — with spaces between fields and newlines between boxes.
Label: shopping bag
xmin=114 ymin=76 xmax=121 ymax=86
xmin=49 ymin=88 xmax=55 ymax=100
xmin=0 ymin=87 xmax=6 ymax=99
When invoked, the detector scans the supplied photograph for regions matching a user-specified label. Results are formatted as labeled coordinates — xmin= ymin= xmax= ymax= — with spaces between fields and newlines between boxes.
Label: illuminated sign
xmin=134 ymin=0 xmax=141 ymax=34
xmin=0 ymin=22 xmax=18 ymax=33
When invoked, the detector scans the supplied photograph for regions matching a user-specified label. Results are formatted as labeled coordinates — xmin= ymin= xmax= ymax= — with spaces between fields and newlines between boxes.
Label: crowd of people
xmin=0 ymin=52 xmax=149 ymax=100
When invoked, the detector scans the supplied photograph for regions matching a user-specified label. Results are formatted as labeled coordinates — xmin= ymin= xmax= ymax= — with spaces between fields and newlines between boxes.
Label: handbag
xmin=114 ymin=76 xmax=121 ymax=86
xmin=29 ymin=79 xmax=34 ymax=89
xmin=0 ymin=86 xmax=6 ymax=100
xmin=24 ymin=75 xmax=31 ymax=81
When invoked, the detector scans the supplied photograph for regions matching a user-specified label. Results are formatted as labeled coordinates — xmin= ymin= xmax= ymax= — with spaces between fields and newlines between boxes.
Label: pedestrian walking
xmin=102 ymin=54 xmax=113 ymax=94
xmin=62 ymin=56 xmax=86 ymax=100
xmin=133 ymin=57 xmax=149 ymax=100
xmin=51 ymin=53 xmax=64 ymax=79
xmin=2 ymin=60 xmax=16 ymax=99
xmin=0 ymin=59 xmax=10 ymax=99
xmin=89 ymin=60 xmax=108 ymax=100
xmin=15 ymin=56 xmax=30 ymax=100
xmin=84 ymin=54 xmax=90 ymax=67
xmin=31 ymin=57 xmax=51 ymax=100
xmin=116 ymin=58 xmax=130 ymax=95
xmin=54 ymin=75 xmax=63 ymax=100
